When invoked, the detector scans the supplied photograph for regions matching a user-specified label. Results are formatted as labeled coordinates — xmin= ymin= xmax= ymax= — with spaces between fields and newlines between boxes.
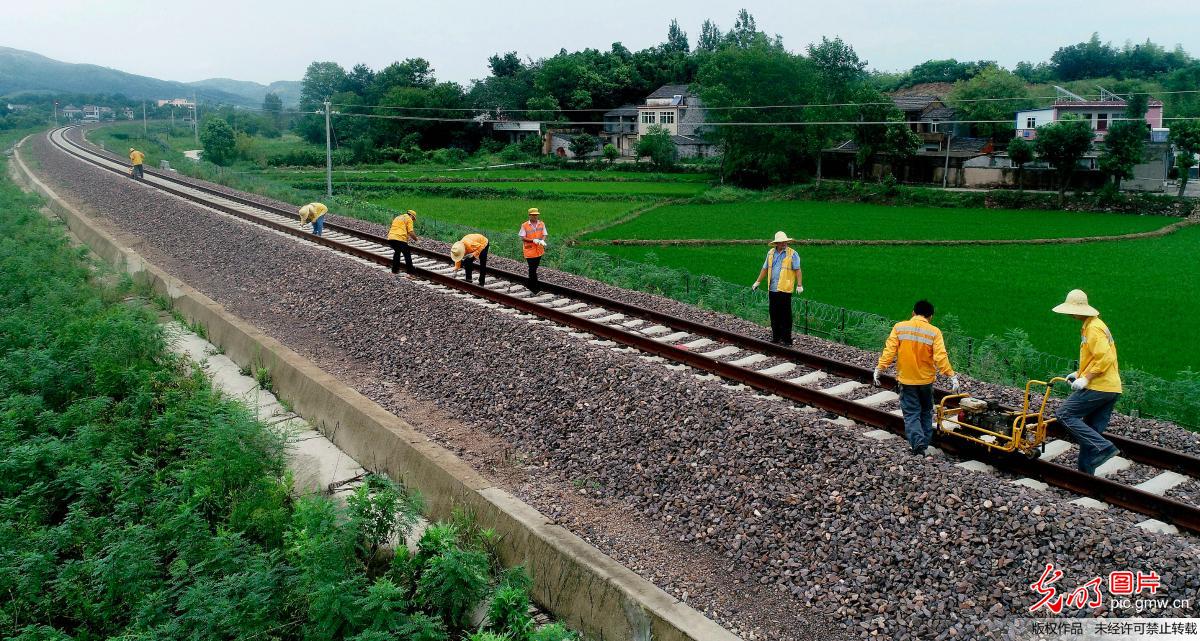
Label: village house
xmin=636 ymin=84 xmax=714 ymax=158
xmin=1014 ymin=87 xmax=1166 ymax=141
xmin=602 ymin=104 xmax=639 ymax=156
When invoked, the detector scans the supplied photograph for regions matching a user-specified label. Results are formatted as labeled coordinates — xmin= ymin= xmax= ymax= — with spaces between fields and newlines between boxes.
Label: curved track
xmin=48 ymin=125 xmax=1200 ymax=535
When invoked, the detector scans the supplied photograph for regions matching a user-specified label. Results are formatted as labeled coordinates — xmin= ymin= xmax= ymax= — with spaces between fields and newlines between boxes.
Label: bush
xmin=266 ymin=147 xmax=353 ymax=167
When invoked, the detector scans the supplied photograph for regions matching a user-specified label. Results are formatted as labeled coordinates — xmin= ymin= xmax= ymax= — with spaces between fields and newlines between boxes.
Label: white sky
xmin=7 ymin=0 xmax=1200 ymax=85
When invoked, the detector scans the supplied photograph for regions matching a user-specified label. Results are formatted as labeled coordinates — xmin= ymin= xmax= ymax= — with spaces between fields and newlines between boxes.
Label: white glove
xmin=1066 ymin=371 xmax=1078 ymax=383
xmin=1071 ymin=376 xmax=1089 ymax=391
xmin=872 ymin=369 xmax=882 ymax=387
xmin=535 ymin=239 xmax=546 ymax=246
xmin=796 ymin=286 xmax=804 ymax=294
xmin=950 ymin=376 xmax=961 ymax=393
xmin=751 ymin=281 xmax=760 ymax=290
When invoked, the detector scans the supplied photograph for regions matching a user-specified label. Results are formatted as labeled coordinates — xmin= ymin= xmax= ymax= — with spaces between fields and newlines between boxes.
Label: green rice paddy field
xmin=584 ymin=201 xmax=1176 ymax=241
xmin=371 ymin=194 xmax=640 ymax=237
xmin=595 ymin=227 xmax=1200 ymax=378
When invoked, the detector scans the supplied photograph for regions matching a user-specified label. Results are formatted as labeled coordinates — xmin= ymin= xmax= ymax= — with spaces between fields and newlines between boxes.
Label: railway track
xmin=50 ymin=125 xmax=1200 ymax=536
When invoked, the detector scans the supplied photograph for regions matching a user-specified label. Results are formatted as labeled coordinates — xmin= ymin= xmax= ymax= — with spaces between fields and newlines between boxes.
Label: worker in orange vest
xmin=874 ymin=300 xmax=960 ymax=455
xmin=129 ymin=147 xmax=145 ymax=180
xmin=519 ymin=207 xmax=547 ymax=293
xmin=450 ymin=233 xmax=489 ymax=285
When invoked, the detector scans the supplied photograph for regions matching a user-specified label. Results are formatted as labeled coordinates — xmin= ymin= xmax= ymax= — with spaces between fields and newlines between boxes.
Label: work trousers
xmin=1055 ymin=389 xmax=1120 ymax=474
xmin=768 ymin=291 xmax=793 ymax=345
xmin=132 ymin=164 xmax=144 ymax=179
xmin=310 ymin=216 xmax=325 ymax=237
xmin=898 ymin=383 xmax=935 ymax=453
xmin=388 ymin=240 xmax=413 ymax=274
xmin=526 ymin=256 xmax=541 ymax=293
xmin=463 ymin=245 xmax=489 ymax=285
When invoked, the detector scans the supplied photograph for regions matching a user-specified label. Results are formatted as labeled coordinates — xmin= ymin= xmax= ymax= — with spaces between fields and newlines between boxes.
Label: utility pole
xmin=142 ymin=101 xmax=147 ymax=136
xmin=324 ymin=100 xmax=333 ymax=198
xmin=193 ymin=92 xmax=200 ymax=145
xmin=942 ymin=124 xmax=954 ymax=189
xmin=53 ymin=101 xmax=58 ymax=127
xmin=171 ymin=108 xmax=175 ymax=132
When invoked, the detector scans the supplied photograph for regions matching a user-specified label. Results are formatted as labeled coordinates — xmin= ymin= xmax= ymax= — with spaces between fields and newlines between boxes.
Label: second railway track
xmin=49 ymin=125 xmax=1200 ymax=536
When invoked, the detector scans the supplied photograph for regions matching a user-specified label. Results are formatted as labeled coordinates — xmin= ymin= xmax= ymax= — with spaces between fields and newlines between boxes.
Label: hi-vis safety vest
xmin=129 ymin=150 xmax=144 ymax=165
xmin=763 ymin=246 xmax=800 ymax=293
xmin=388 ymin=214 xmax=414 ymax=242
xmin=1079 ymin=316 xmax=1122 ymax=393
xmin=877 ymin=315 xmax=955 ymax=385
xmin=521 ymin=220 xmax=546 ymax=259
xmin=298 ymin=203 xmax=328 ymax=224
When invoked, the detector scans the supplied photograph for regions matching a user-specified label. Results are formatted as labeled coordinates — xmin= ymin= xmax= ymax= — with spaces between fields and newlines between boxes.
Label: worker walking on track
xmin=388 ymin=209 xmax=418 ymax=274
xmin=874 ymin=300 xmax=960 ymax=456
xmin=519 ymin=207 xmax=547 ymax=293
xmin=751 ymin=231 xmax=802 ymax=345
xmin=451 ymin=233 xmax=489 ymax=285
xmin=128 ymin=147 xmax=145 ymax=180
xmin=298 ymin=202 xmax=329 ymax=237
xmin=1052 ymin=289 xmax=1123 ymax=475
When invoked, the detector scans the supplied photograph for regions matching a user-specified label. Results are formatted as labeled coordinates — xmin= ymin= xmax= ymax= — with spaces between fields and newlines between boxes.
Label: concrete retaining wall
xmin=12 ymin=135 xmax=740 ymax=641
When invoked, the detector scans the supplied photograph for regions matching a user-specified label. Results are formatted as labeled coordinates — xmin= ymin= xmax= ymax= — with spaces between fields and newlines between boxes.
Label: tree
xmin=665 ymin=19 xmax=689 ymax=53
xmin=1034 ymin=116 xmax=1095 ymax=206
xmin=1169 ymin=120 xmax=1200 ymax=197
xmin=262 ymin=92 xmax=283 ymax=129
xmin=724 ymin=9 xmax=761 ymax=49
xmin=1006 ymin=136 xmax=1035 ymax=191
xmin=698 ymin=38 xmax=824 ymax=186
xmin=806 ymin=36 xmax=867 ymax=101
xmin=568 ymin=133 xmax=598 ymax=159
xmin=602 ymin=143 xmax=619 ymax=164
xmin=848 ymin=86 xmax=901 ymax=181
xmin=200 ymin=117 xmax=236 ymax=165
xmin=905 ymin=58 xmax=991 ymax=85
xmin=1098 ymin=97 xmax=1149 ymax=189
xmin=696 ymin=20 xmax=723 ymax=52
xmin=525 ymin=95 xmax=560 ymax=122
xmin=488 ymin=52 xmax=524 ymax=77
xmin=948 ymin=66 xmax=1033 ymax=139
xmin=636 ymin=125 xmax=678 ymax=169
xmin=881 ymin=122 xmax=921 ymax=178
xmin=1050 ymin=33 xmax=1118 ymax=80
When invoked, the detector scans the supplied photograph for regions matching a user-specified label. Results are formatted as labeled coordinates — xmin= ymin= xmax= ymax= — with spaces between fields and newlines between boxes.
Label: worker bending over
xmin=519 ymin=207 xmax=547 ymax=293
xmin=129 ymin=147 xmax=145 ymax=180
xmin=388 ymin=209 xmax=418 ymax=274
xmin=1052 ymin=289 xmax=1122 ymax=475
xmin=751 ymin=231 xmax=802 ymax=345
xmin=298 ymin=202 xmax=329 ymax=237
xmin=451 ymin=233 xmax=489 ymax=285
xmin=874 ymin=300 xmax=960 ymax=455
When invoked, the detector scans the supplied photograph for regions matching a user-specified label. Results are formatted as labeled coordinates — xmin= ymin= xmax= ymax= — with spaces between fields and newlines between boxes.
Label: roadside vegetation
xmin=0 ymin=138 xmax=573 ymax=641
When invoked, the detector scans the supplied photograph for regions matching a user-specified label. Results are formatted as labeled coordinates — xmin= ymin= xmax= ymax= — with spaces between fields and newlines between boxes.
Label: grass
xmin=254 ymin=167 xmax=715 ymax=182
xmin=371 ymin=194 xmax=643 ymax=237
xmin=585 ymin=200 xmax=1178 ymax=241
xmin=338 ymin=180 xmax=708 ymax=197
xmin=597 ymin=225 xmax=1200 ymax=379
xmin=87 ymin=120 xmax=199 ymax=168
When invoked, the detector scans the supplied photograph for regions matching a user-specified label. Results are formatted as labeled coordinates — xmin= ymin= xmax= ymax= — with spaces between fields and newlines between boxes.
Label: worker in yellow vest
xmin=450 ymin=233 xmax=489 ymax=285
xmin=387 ymin=209 xmax=418 ymax=274
xmin=298 ymin=202 xmax=329 ymax=237
xmin=751 ymin=231 xmax=802 ymax=345
xmin=874 ymin=300 xmax=960 ymax=455
xmin=129 ymin=147 xmax=145 ymax=180
xmin=1052 ymin=289 xmax=1123 ymax=475
xmin=519 ymin=207 xmax=547 ymax=293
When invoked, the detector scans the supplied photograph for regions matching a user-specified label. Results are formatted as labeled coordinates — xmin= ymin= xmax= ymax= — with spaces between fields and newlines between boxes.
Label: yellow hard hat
xmin=450 ymin=241 xmax=466 ymax=264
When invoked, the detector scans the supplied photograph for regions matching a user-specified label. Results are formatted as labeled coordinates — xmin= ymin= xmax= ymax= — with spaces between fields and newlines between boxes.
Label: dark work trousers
xmin=526 ymin=256 xmax=541 ymax=293
xmin=899 ymin=383 xmax=935 ymax=453
xmin=132 ymin=164 xmax=144 ymax=179
xmin=1055 ymin=389 xmax=1120 ymax=474
xmin=768 ymin=291 xmax=794 ymax=345
xmin=463 ymin=245 xmax=489 ymax=285
xmin=388 ymin=240 xmax=413 ymax=274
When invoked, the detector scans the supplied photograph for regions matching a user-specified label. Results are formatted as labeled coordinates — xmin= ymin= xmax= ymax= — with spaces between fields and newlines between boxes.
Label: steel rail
xmin=49 ymin=126 xmax=1200 ymax=535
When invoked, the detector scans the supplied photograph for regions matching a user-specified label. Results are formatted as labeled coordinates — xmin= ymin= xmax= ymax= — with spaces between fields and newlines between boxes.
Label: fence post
xmin=839 ymin=307 xmax=847 ymax=343
xmin=804 ymin=299 xmax=810 ymax=335
xmin=966 ymin=337 xmax=974 ymax=372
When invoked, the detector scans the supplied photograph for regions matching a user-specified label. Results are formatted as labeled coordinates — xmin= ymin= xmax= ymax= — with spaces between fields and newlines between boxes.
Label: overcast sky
xmin=7 ymin=0 xmax=1200 ymax=85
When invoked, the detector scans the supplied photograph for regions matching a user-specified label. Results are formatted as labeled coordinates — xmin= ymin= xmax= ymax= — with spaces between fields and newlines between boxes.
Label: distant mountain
xmin=188 ymin=77 xmax=302 ymax=108
xmin=0 ymin=46 xmax=298 ymax=107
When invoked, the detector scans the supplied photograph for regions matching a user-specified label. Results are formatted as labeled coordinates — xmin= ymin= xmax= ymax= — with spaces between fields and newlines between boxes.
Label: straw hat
xmin=769 ymin=231 xmax=795 ymax=244
xmin=450 ymin=241 xmax=466 ymax=264
xmin=528 ymin=207 xmax=540 ymax=216
xmin=406 ymin=209 xmax=417 ymax=219
xmin=1052 ymin=289 xmax=1100 ymax=317
xmin=129 ymin=147 xmax=136 ymax=152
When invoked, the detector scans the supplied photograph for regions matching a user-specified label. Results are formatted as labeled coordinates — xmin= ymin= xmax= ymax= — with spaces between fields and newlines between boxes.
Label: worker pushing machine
xmin=751 ymin=231 xmax=802 ymax=345
xmin=128 ymin=147 xmax=145 ymax=180
xmin=388 ymin=209 xmax=418 ymax=274
xmin=519 ymin=207 xmax=547 ymax=293
xmin=1052 ymin=289 xmax=1123 ymax=475
xmin=298 ymin=202 xmax=329 ymax=237
xmin=874 ymin=300 xmax=960 ymax=455
xmin=451 ymin=233 xmax=489 ymax=285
